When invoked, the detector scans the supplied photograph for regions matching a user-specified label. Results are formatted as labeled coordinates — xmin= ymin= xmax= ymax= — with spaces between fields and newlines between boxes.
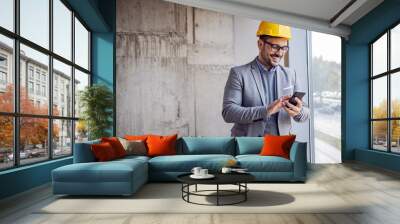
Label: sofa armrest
xmin=73 ymin=140 xmax=100 ymax=163
xmin=289 ymin=141 xmax=307 ymax=181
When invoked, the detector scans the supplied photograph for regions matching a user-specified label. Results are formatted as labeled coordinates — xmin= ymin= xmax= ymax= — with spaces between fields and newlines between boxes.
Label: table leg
xmin=195 ymin=184 xmax=198 ymax=192
xmin=245 ymin=183 xmax=247 ymax=201
xmin=217 ymin=184 xmax=219 ymax=206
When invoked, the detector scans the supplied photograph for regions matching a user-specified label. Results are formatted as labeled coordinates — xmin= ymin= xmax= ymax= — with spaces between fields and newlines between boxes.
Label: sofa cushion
xmin=235 ymin=137 xmax=263 ymax=155
xmin=179 ymin=137 xmax=235 ymax=155
xmin=236 ymin=155 xmax=293 ymax=172
xmin=53 ymin=158 xmax=147 ymax=183
xmin=149 ymin=154 xmax=235 ymax=172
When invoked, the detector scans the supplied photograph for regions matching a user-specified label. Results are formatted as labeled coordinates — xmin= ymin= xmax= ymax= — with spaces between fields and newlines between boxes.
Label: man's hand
xmin=283 ymin=97 xmax=303 ymax=117
xmin=267 ymin=96 xmax=290 ymax=116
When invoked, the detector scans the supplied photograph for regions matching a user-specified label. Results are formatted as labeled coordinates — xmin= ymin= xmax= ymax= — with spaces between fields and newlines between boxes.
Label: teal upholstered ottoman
xmin=52 ymin=156 xmax=148 ymax=196
xmin=52 ymin=140 xmax=149 ymax=196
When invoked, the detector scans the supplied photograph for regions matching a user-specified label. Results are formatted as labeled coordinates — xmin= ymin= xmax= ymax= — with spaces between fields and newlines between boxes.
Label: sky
xmin=311 ymin=31 xmax=341 ymax=64
xmin=0 ymin=0 xmax=89 ymax=74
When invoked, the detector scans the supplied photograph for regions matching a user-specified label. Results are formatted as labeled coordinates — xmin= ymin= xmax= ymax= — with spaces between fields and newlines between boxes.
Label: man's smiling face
xmin=258 ymin=36 xmax=288 ymax=67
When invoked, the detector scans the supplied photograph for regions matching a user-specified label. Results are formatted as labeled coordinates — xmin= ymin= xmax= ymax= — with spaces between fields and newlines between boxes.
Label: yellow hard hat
xmin=256 ymin=21 xmax=292 ymax=39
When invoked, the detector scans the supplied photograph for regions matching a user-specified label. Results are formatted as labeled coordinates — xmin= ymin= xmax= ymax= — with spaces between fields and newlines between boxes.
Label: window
xmin=0 ymin=0 xmax=91 ymax=170
xmin=0 ymin=0 xmax=14 ymax=32
xmin=42 ymin=85 xmax=46 ymax=97
xmin=0 ymin=71 xmax=6 ymax=84
xmin=53 ymin=119 xmax=72 ymax=158
xmin=28 ymin=81 xmax=34 ymax=94
xmin=35 ymin=84 xmax=40 ymax=95
xmin=74 ymin=69 xmax=89 ymax=118
xmin=35 ymin=70 xmax=40 ymax=81
xmin=371 ymin=23 xmax=400 ymax=153
xmin=28 ymin=67 xmax=34 ymax=80
xmin=75 ymin=17 xmax=89 ymax=70
xmin=0 ymin=55 xmax=7 ymax=67
xmin=0 ymin=34 xmax=13 ymax=113
xmin=310 ymin=31 xmax=342 ymax=163
xmin=0 ymin=53 xmax=8 ymax=89
xmin=0 ymin=116 xmax=13 ymax=170
xmin=20 ymin=0 xmax=49 ymax=49
xmin=53 ymin=0 xmax=72 ymax=60
xmin=53 ymin=59 xmax=72 ymax=117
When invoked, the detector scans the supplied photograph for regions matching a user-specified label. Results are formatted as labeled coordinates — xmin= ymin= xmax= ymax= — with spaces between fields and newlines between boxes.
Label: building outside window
xmin=0 ymin=0 xmax=91 ymax=170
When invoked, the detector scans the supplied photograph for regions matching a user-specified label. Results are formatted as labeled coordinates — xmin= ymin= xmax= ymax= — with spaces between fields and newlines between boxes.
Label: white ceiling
xmin=164 ymin=0 xmax=384 ymax=38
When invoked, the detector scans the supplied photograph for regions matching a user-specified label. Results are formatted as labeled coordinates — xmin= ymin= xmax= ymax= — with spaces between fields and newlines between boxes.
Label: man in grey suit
xmin=222 ymin=21 xmax=310 ymax=137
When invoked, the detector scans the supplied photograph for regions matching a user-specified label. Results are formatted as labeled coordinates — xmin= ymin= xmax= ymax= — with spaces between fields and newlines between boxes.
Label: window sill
xmin=0 ymin=156 xmax=72 ymax=175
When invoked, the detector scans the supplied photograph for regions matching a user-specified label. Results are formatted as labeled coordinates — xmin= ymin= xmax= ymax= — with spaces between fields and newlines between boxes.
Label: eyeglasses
xmin=262 ymin=41 xmax=289 ymax=52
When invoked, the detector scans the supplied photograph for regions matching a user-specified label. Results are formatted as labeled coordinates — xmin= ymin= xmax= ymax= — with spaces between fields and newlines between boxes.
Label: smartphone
xmin=288 ymin=92 xmax=305 ymax=106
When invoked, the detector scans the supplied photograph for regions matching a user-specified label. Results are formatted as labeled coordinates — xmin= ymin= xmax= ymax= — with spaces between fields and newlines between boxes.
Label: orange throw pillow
xmin=146 ymin=134 xmax=178 ymax=157
xmin=91 ymin=142 xmax=117 ymax=161
xmin=259 ymin=135 xmax=296 ymax=159
xmin=101 ymin=137 xmax=127 ymax=158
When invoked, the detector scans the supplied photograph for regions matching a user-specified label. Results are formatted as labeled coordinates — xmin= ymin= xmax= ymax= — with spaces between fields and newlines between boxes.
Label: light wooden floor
xmin=1 ymin=162 xmax=400 ymax=224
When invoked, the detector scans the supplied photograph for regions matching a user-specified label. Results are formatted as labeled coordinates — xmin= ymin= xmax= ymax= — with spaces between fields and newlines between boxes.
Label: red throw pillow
xmin=146 ymin=134 xmax=177 ymax=157
xmin=259 ymin=135 xmax=296 ymax=159
xmin=91 ymin=142 xmax=117 ymax=161
xmin=124 ymin=135 xmax=150 ymax=141
xmin=101 ymin=137 xmax=127 ymax=158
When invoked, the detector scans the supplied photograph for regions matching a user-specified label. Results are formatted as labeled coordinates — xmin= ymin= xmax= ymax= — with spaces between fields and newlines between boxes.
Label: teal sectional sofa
xmin=52 ymin=137 xmax=307 ymax=196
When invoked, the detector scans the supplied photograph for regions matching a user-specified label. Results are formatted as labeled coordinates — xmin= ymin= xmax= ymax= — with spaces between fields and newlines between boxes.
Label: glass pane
xmin=372 ymin=121 xmax=388 ymax=151
xmin=391 ymin=120 xmax=400 ymax=153
xmin=20 ymin=44 xmax=49 ymax=115
xmin=75 ymin=120 xmax=88 ymax=143
xmin=0 ymin=116 xmax=13 ymax=170
xmin=20 ymin=117 xmax=49 ymax=165
xmin=391 ymin=72 xmax=400 ymax=118
xmin=372 ymin=33 xmax=387 ymax=76
xmin=74 ymin=17 xmax=89 ymax=70
xmin=0 ymin=0 xmax=14 ymax=31
xmin=20 ymin=0 xmax=49 ymax=49
xmin=372 ymin=76 xmax=387 ymax=119
xmin=74 ymin=69 xmax=89 ymax=118
xmin=53 ymin=119 xmax=72 ymax=157
xmin=311 ymin=31 xmax=342 ymax=163
xmin=53 ymin=59 xmax=72 ymax=117
xmin=0 ymin=34 xmax=14 ymax=112
xmin=392 ymin=24 xmax=400 ymax=70
xmin=53 ymin=0 xmax=72 ymax=60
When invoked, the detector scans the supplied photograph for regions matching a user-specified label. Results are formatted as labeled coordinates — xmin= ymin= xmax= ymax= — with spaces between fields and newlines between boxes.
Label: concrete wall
xmin=116 ymin=0 xmax=310 ymax=138
xmin=116 ymin=0 xmax=233 ymax=136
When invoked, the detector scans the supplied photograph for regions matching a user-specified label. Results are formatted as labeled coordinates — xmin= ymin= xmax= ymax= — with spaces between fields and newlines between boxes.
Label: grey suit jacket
xmin=222 ymin=58 xmax=310 ymax=137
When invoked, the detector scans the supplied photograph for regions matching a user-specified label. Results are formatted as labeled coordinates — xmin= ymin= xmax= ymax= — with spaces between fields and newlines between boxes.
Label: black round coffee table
xmin=177 ymin=173 xmax=255 ymax=206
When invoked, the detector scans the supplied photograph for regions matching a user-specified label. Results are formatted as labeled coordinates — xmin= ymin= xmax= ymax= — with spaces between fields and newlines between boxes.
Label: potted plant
xmin=79 ymin=84 xmax=113 ymax=140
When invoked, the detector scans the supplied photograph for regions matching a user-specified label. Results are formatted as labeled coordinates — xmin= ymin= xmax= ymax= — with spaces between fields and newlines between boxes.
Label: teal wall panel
xmin=344 ymin=0 xmax=400 ymax=171
xmin=0 ymin=158 xmax=72 ymax=199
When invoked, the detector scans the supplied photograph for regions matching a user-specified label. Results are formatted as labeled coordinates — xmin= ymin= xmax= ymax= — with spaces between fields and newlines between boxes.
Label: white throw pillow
xmin=118 ymin=137 xmax=147 ymax=156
